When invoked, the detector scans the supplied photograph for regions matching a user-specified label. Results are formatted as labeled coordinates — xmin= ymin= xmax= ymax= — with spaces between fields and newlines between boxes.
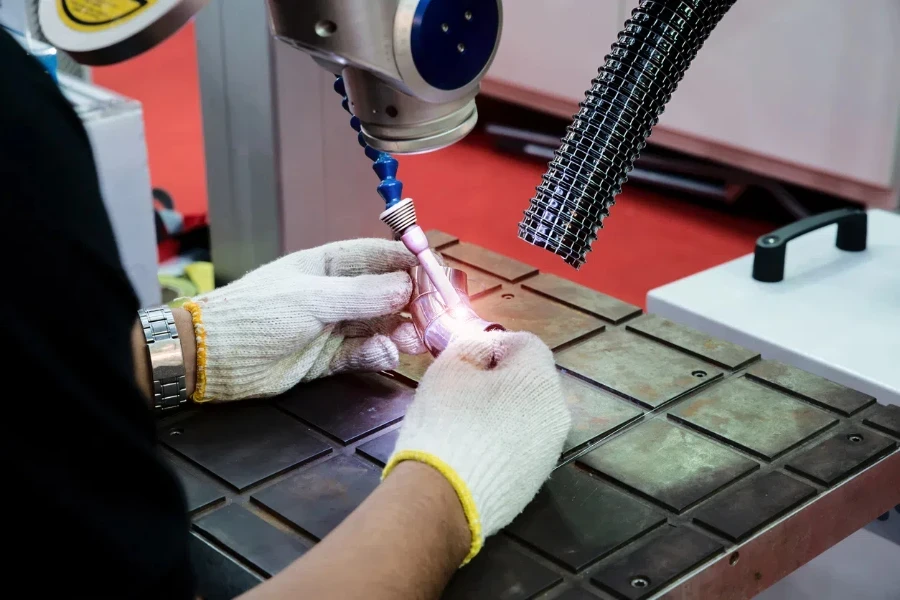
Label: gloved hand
xmin=384 ymin=329 xmax=571 ymax=565
xmin=183 ymin=238 xmax=424 ymax=403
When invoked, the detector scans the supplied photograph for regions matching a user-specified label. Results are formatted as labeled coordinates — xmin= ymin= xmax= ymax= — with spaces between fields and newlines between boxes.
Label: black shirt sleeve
xmin=0 ymin=31 xmax=193 ymax=599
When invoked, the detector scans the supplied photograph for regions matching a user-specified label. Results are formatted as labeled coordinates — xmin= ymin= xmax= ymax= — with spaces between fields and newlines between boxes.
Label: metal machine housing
xmin=267 ymin=0 xmax=503 ymax=154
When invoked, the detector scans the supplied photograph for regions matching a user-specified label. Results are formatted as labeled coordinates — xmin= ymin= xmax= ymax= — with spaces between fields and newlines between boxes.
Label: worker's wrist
xmin=172 ymin=307 xmax=197 ymax=398
xmin=131 ymin=306 xmax=198 ymax=405
xmin=383 ymin=452 xmax=480 ymax=566
xmin=386 ymin=460 xmax=470 ymax=568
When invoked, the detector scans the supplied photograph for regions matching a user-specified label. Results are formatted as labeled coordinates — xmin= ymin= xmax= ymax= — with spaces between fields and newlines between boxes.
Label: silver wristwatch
xmin=138 ymin=306 xmax=188 ymax=411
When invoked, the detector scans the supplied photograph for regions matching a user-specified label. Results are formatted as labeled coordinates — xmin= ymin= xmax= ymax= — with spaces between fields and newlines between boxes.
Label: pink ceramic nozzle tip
xmin=401 ymin=226 xmax=462 ymax=307
xmin=400 ymin=225 xmax=429 ymax=255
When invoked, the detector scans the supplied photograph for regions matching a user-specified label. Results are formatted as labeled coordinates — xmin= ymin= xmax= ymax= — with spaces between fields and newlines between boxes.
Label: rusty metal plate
xmin=441 ymin=242 xmax=538 ymax=282
xmin=668 ymin=377 xmax=838 ymax=460
xmin=356 ymin=429 xmax=399 ymax=467
xmin=627 ymin=315 xmax=759 ymax=369
xmin=425 ymin=229 xmax=458 ymax=249
xmin=443 ymin=257 xmax=504 ymax=299
xmin=169 ymin=459 xmax=224 ymax=513
xmin=562 ymin=375 xmax=643 ymax=454
xmin=473 ymin=289 xmax=605 ymax=350
xmin=162 ymin=405 xmax=332 ymax=491
xmin=393 ymin=352 xmax=433 ymax=384
xmin=691 ymin=471 xmax=817 ymax=542
xmin=785 ymin=429 xmax=898 ymax=486
xmin=557 ymin=330 xmax=724 ymax=409
xmin=864 ymin=404 xmax=900 ymax=438
xmin=590 ymin=525 xmax=723 ymax=600
xmin=251 ymin=455 xmax=380 ymax=540
xmin=579 ymin=420 xmax=759 ymax=513
xmin=522 ymin=273 xmax=642 ymax=324
xmin=278 ymin=374 xmax=413 ymax=444
xmin=747 ymin=360 xmax=875 ymax=416
xmin=194 ymin=504 xmax=311 ymax=576
xmin=168 ymin=235 xmax=900 ymax=599
xmin=505 ymin=465 xmax=665 ymax=572
xmin=443 ymin=537 xmax=562 ymax=600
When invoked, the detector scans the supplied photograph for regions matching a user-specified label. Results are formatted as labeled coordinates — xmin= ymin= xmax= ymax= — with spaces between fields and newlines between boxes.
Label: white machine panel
xmin=648 ymin=208 xmax=900 ymax=405
xmin=61 ymin=74 xmax=161 ymax=307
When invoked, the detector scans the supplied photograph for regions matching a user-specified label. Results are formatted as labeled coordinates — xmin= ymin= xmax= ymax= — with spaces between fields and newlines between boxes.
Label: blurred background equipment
xmin=1 ymin=0 xmax=90 ymax=78
xmin=23 ymin=0 xmax=89 ymax=78
xmin=61 ymin=75 xmax=161 ymax=307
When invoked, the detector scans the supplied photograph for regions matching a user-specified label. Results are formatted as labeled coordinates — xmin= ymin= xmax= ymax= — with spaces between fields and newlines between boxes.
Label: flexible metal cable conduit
xmin=518 ymin=0 xmax=738 ymax=268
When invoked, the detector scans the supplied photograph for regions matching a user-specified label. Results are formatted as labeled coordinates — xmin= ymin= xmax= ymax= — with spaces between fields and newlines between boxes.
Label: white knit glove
xmin=384 ymin=329 xmax=571 ymax=565
xmin=183 ymin=238 xmax=424 ymax=403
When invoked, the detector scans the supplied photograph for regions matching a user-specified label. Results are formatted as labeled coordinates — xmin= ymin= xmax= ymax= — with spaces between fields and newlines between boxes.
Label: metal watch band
xmin=138 ymin=306 xmax=188 ymax=411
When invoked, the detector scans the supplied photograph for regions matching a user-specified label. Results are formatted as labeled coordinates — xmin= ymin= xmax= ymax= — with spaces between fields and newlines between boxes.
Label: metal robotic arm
xmin=38 ymin=0 xmax=502 ymax=155
xmin=267 ymin=0 xmax=503 ymax=156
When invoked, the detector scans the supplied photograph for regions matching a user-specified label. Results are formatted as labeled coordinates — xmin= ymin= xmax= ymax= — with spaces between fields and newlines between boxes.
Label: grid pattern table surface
xmin=163 ymin=231 xmax=900 ymax=600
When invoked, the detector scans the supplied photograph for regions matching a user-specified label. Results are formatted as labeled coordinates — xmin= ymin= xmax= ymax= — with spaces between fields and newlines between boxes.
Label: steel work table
xmin=160 ymin=231 xmax=900 ymax=600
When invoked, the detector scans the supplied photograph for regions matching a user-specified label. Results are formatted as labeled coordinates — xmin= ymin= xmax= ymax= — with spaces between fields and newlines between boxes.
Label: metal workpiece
xmin=408 ymin=266 xmax=504 ymax=357
xmin=163 ymin=232 xmax=900 ymax=600
xmin=268 ymin=0 xmax=502 ymax=154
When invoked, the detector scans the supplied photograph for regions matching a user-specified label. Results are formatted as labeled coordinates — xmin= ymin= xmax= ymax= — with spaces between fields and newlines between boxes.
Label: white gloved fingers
xmin=328 ymin=334 xmax=400 ymax=375
xmin=337 ymin=316 xmax=426 ymax=355
xmin=390 ymin=321 xmax=427 ymax=355
xmin=318 ymin=238 xmax=418 ymax=277
xmin=335 ymin=314 xmax=401 ymax=337
xmin=310 ymin=271 xmax=413 ymax=323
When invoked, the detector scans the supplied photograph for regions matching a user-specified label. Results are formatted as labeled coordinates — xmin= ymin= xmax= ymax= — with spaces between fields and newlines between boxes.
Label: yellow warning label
xmin=57 ymin=0 xmax=157 ymax=32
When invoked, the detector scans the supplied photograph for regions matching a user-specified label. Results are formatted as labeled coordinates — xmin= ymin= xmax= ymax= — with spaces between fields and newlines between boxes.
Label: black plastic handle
xmin=752 ymin=208 xmax=867 ymax=283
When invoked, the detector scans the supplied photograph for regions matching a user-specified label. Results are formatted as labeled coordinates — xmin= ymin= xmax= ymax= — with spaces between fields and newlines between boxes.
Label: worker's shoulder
xmin=0 ymin=28 xmax=48 ymax=94
xmin=0 ymin=29 xmax=86 ymax=139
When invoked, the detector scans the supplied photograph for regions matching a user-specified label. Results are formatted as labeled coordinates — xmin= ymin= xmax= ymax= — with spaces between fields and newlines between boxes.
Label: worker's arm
xmin=239 ymin=460 xmax=469 ymax=600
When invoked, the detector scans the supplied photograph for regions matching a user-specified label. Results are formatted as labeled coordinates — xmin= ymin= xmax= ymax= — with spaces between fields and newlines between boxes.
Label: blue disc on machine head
xmin=410 ymin=0 xmax=500 ymax=91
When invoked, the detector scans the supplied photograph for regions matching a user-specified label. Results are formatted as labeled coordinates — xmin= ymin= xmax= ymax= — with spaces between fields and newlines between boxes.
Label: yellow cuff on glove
xmin=384 ymin=330 xmax=571 ymax=570
xmin=182 ymin=300 xmax=209 ymax=403
xmin=383 ymin=451 xmax=483 ymax=566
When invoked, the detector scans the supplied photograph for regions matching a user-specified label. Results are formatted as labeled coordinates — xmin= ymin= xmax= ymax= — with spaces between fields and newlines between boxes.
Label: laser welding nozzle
xmin=380 ymin=198 xmax=463 ymax=308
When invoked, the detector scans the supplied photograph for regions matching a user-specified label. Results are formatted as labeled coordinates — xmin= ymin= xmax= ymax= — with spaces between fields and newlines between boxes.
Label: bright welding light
xmin=444 ymin=305 xmax=475 ymax=326
xmin=408 ymin=265 xmax=504 ymax=357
